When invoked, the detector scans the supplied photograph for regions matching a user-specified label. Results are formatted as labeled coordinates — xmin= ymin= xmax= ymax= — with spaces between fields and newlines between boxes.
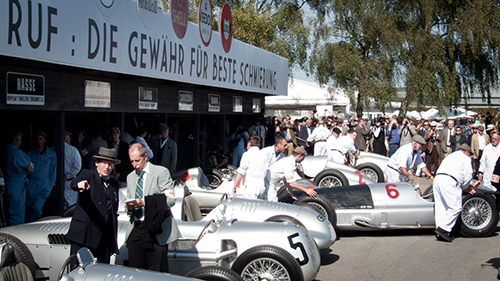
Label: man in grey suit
xmin=125 ymin=143 xmax=180 ymax=272
xmin=441 ymin=119 xmax=455 ymax=157
xmin=149 ymin=123 xmax=178 ymax=173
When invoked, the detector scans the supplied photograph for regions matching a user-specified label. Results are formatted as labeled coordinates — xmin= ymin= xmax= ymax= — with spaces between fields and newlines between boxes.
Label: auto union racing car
xmin=172 ymin=167 xmax=338 ymax=228
xmin=298 ymin=151 xmax=389 ymax=187
xmin=279 ymin=180 xmax=499 ymax=238
xmin=0 ymin=183 xmax=322 ymax=281
xmin=59 ymin=248 xmax=244 ymax=281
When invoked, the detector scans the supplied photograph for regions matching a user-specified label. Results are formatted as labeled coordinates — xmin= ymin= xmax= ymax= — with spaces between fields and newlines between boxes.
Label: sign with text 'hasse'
xmin=1 ymin=0 xmax=287 ymax=96
xmin=6 ymin=72 xmax=45 ymax=105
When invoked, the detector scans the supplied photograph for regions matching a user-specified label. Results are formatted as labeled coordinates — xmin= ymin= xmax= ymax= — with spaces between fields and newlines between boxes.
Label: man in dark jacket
xmin=66 ymin=147 xmax=121 ymax=264
xmin=108 ymin=127 xmax=133 ymax=185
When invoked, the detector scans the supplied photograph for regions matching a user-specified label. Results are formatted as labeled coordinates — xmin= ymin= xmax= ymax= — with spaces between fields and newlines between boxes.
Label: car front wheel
xmin=232 ymin=245 xmax=303 ymax=281
xmin=313 ymin=169 xmax=348 ymax=187
xmin=186 ymin=265 xmax=244 ymax=281
xmin=460 ymin=193 xmax=499 ymax=237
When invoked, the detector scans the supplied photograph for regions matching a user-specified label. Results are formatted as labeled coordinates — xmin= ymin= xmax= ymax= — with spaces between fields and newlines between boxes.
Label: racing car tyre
xmin=35 ymin=216 xmax=63 ymax=222
xmin=0 ymin=233 xmax=36 ymax=279
xmin=356 ymin=163 xmax=384 ymax=183
xmin=460 ymin=192 xmax=499 ymax=237
xmin=186 ymin=265 xmax=244 ymax=281
xmin=204 ymin=169 xmax=223 ymax=189
xmin=293 ymin=195 xmax=337 ymax=227
xmin=232 ymin=245 xmax=303 ymax=281
xmin=314 ymin=169 xmax=348 ymax=188
xmin=422 ymin=185 xmax=434 ymax=202
xmin=0 ymin=262 xmax=34 ymax=281
xmin=265 ymin=215 xmax=305 ymax=227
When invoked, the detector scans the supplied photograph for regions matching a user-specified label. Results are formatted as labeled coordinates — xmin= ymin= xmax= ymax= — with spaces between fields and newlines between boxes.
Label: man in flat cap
xmin=384 ymin=135 xmax=434 ymax=183
xmin=66 ymin=147 xmax=121 ymax=264
xmin=26 ymin=131 xmax=57 ymax=222
xmin=265 ymin=146 xmax=317 ymax=202
xmin=434 ymin=143 xmax=479 ymax=242
xmin=1 ymin=131 xmax=33 ymax=226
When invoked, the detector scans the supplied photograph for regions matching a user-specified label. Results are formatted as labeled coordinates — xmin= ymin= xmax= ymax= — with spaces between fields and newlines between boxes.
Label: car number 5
xmin=287 ymin=233 xmax=309 ymax=265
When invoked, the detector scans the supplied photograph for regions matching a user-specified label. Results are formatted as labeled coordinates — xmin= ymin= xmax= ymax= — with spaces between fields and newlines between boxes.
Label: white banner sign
xmin=1 ymin=0 xmax=288 ymax=96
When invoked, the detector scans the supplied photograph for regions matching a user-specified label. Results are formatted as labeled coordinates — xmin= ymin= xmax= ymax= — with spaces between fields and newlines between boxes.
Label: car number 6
xmin=385 ymin=184 xmax=399 ymax=199
xmin=287 ymin=233 xmax=309 ymax=265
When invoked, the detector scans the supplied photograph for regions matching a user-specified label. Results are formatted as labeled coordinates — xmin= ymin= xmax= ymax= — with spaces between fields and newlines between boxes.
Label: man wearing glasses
xmin=450 ymin=126 xmax=467 ymax=153
xmin=478 ymin=131 xmax=500 ymax=191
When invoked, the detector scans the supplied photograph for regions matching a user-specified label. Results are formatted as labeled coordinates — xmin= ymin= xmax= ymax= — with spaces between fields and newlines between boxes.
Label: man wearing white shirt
xmin=326 ymin=127 xmax=341 ymax=154
xmin=328 ymin=129 xmax=363 ymax=164
xmin=307 ymin=119 xmax=331 ymax=156
xmin=63 ymin=131 xmax=82 ymax=208
xmin=434 ymin=144 xmax=478 ymax=242
xmin=384 ymin=135 xmax=434 ymax=183
xmin=232 ymin=136 xmax=267 ymax=199
xmin=261 ymin=136 xmax=287 ymax=167
xmin=265 ymin=147 xmax=317 ymax=202
xmin=478 ymin=132 xmax=500 ymax=191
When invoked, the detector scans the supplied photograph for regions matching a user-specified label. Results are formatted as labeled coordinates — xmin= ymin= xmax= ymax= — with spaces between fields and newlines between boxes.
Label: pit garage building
xmin=0 ymin=0 xmax=288 ymax=215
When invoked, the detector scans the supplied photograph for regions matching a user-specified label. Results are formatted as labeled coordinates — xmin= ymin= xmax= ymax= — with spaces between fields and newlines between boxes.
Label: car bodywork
xmin=171 ymin=168 xmax=337 ymax=250
xmin=0 ymin=183 xmax=322 ymax=281
xmin=280 ymin=181 xmax=499 ymax=237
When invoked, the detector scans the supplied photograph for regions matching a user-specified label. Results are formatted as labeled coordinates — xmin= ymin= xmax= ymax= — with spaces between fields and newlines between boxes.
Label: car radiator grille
xmin=48 ymin=234 xmax=71 ymax=245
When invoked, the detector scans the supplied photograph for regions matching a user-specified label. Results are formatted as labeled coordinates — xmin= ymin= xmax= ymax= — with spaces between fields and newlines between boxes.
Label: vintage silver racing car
xmin=60 ymin=248 xmax=244 ymax=281
xmin=298 ymin=151 xmax=389 ymax=187
xmin=172 ymin=167 xmax=338 ymax=228
xmin=279 ymin=180 xmax=499 ymax=238
xmin=0 ymin=182 xmax=323 ymax=281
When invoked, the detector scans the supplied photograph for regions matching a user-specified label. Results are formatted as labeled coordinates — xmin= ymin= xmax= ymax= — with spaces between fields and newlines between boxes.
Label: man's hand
xmin=77 ymin=180 xmax=90 ymax=190
xmin=26 ymin=162 xmax=34 ymax=172
xmin=306 ymin=188 xmax=317 ymax=198
xmin=125 ymin=198 xmax=144 ymax=210
xmin=478 ymin=173 xmax=483 ymax=182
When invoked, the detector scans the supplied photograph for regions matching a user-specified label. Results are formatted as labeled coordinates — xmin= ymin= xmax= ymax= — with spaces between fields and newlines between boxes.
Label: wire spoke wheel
xmin=359 ymin=168 xmax=378 ymax=182
xmin=318 ymin=176 xmax=342 ymax=188
xmin=461 ymin=197 xmax=493 ymax=230
xmin=241 ymin=257 xmax=291 ymax=281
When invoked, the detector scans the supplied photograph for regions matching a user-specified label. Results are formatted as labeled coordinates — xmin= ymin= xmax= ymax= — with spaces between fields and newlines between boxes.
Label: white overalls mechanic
xmin=328 ymin=129 xmax=363 ymax=164
xmin=233 ymin=136 xmax=267 ymax=199
xmin=478 ymin=132 xmax=500 ymax=191
xmin=307 ymin=120 xmax=332 ymax=156
xmin=434 ymin=144 xmax=478 ymax=242
xmin=265 ymin=147 xmax=317 ymax=202
xmin=383 ymin=135 xmax=433 ymax=182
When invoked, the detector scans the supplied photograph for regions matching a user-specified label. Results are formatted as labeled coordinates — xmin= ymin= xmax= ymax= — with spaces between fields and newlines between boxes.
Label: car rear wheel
xmin=0 ymin=233 xmax=36 ymax=279
xmin=356 ymin=163 xmax=384 ymax=183
xmin=204 ymin=169 xmax=223 ymax=189
xmin=186 ymin=265 xmax=244 ymax=281
xmin=293 ymin=195 xmax=337 ymax=227
xmin=232 ymin=245 xmax=303 ymax=281
xmin=460 ymin=193 xmax=499 ymax=237
xmin=313 ymin=169 xmax=348 ymax=188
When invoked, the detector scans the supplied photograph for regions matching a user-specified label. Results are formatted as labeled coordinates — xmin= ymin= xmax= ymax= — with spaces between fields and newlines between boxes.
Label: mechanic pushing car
xmin=265 ymin=146 xmax=317 ymax=201
xmin=433 ymin=143 xmax=479 ymax=242
xmin=384 ymin=135 xmax=434 ymax=182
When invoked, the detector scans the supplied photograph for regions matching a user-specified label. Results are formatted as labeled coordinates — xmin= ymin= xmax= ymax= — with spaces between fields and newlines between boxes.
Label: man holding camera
xmin=398 ymin=117 xmax=417 ymax=147
xmin=279 ymin=115 xmax=298 ymax=156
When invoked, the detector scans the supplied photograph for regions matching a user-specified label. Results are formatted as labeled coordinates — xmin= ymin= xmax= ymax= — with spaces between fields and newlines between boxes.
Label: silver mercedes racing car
xmin=278 ymin=180 xmax=498 ymax=238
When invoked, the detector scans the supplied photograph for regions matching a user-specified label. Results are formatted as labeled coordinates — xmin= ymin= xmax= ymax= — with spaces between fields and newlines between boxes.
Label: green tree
xmin=309 ymin=0 xmax=399 ymax=118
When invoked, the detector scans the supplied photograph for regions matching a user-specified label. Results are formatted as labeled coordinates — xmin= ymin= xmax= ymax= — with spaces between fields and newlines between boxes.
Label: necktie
xmin=134 ymin=171 xmax=145 ymax=220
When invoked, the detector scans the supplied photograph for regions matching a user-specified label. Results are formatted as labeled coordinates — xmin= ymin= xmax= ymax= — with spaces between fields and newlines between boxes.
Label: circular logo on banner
xmin=220 ymin=3 xmax=232 ymax=53
xmin=137 ymin=0 xmax=158 ymax=29
xmin=171 ymin=0 xmax=189 ymax=39
xmin=198 ymin=0 xmax=213 ymax=47
xmin=95 ymin=0 xmax=123 ymax=16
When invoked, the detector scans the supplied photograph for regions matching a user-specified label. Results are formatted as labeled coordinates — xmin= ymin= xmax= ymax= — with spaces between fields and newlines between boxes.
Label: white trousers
xmin=433 ymin=175 xmax=462 ymax=232
xmin=314 ymin=142 xmax=328 ymax=156
xmin=242 ymin=176 xmax=266 ymax=200
xmin=383 ymin=166 xmax=406 ymax=183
